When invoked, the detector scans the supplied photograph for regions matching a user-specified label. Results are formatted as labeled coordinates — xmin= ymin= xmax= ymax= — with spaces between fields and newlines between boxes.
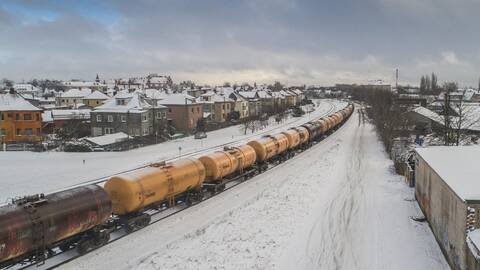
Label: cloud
xmin=0 ymin=0 xmax=479 ymax=87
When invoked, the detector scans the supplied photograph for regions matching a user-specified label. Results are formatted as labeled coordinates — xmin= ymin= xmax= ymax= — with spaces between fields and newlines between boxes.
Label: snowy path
xmin=62 ymin=108 xmax=449 ymax=270
xmin=0 ymin=100 xmax=343 ymax=202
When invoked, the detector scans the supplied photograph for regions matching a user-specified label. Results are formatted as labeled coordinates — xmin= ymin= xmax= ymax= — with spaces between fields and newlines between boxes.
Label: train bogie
xmin=0 ymin=185 xmax=112 ymax=267
xmin=104 ymin=158 xmax=206 ymax=215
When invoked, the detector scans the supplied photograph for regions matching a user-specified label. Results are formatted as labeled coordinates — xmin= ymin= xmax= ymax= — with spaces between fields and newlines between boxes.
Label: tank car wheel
xmin=59 ymin=243 xmax=72 ymax=252
xmin=125 ymin=225 xmax=134 ymax=234
xmin=77 ymin=240 xmax=92 ymax=254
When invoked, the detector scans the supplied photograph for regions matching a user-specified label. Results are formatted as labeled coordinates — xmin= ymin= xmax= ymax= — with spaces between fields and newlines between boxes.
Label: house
xmin=238 ymin=91 xmax=262 ymax=117
xmin=56 ymin=88 xmax=92 ymax=108
xmin=291 ymin=89 xmax=304 ymax=104
xmin=158 ymin=93 xmax=203 ymax=132
xmin=42 ymin=109 xmax=91 ymax=133
xmin=146 ymin=74 xmax=169 ymax=89
xmin=13 ymin=83 xmax=41 ymax=97
xmin=197 ymin=91 xmax=234 ymax=123
xmin=90 ymin=91 xmax=167 ymax=137
xmin=415 ymin=146 xmax=480 ymax=270
xmin=271 ymin=91 xmax=287 ymax=112
xmin=0 ymin=91 xmax=43 ymax=144
xmin=256 ymin=89 xmax=275 ymax=114
xmin=62 ymin=80 xmax=106 ymax=92
xmin=82 ymin=91 xmax=109 ymax=107
xmin=226 ymin=91 xmax=249 ymax=119
xmin=404 ymin=106 xmax=444 ymax=132
xmin=280 ymin=90 xmax=296 ymax=107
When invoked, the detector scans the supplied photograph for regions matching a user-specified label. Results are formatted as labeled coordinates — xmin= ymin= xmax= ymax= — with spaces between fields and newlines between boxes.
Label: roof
xmin=256 ymin=90 xmax=272 ymax=99
xmin=60 ymin=88 xmax=92 ymax=98
xmin=238 ymin=91 xmax=258 ymax=99
xmin=42 ymin=109 xmax=91 ymax=122
xmin=415 ymin=146 xmax=480 ymax=201
xmin=83 ymin=132 xmax=129 ymax=146
xmin=0 ymin=93 xmax=42 ymax=111
xmin=84 ymin=91 xmax=109 ymax=100
xmin=158 ymin=93 xmax=197 ymax=105
xmin=467 ymin=229 xmax=480 ymax=259
xmin=144 ymin=89 xmax=168 ymax=100
xmin=94 ymin=92 xmax=157 ymax=113
xmin=410 ymin=106 xmax=444 ymax=125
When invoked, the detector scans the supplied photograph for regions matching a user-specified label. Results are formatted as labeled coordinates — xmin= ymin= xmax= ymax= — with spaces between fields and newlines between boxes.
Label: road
xmin=62 ymin=106 xmax=449 ymax=270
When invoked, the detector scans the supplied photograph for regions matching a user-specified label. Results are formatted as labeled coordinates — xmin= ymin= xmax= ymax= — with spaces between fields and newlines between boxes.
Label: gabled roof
xmin=237 ymin=91 xmax=259 ymax=99
xmin=158 ymin=93 xmax=197 ymax=105
xmin=257 ymin=90 xmax=272 ymax=99
xmin=94 ymin=92 xmax=158 ymax=113
xmin=83 ymin=132 xmax=129 ymax=146
xmin=60 ymin=88 xmax=92 ymax=98
xmin=84 ymin=91 xmax=109 ymax=100
xmin=0 ymin=93 xmax=42 ymax=111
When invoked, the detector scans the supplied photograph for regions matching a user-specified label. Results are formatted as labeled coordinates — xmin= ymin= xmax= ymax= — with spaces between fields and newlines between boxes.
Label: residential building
xmin=227 ymin=91 xmax=249 ymax=119
xmin=159 ymin=93 xmax=203 ymax=132
xmin=13 ymin=83 xmax=41 ymax=97
xmin=90 ymin=91 xmax=167 ymax=137
xmin=62 ymin=80 xmax=106 ymax=92
xmin=197 ymin=91 xmax=234 ymax=123
xmin=280 ymin=90 xmax=296 ymax=107
xmin=82 ymin=91 xmax=109 ymax=107
xmin=415 ymin=146 xmax=480 ymax=270
xmin=146 ymin=74 xmax=169 ymax=89
xmin=42 ymin=109 xmax=91 ymax=133
xmin=256 ymin=89 xmax=275 ymax=114
xmin=0 ymin=91 xmax=43 ymax=144
xmin=56 ymin=88 xmax=92 ymax=108
xmin=238 ymin=91 xmax=262 ymax=117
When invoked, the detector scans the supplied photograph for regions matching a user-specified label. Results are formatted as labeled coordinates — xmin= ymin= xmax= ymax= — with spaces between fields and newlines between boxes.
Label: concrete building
xmin=158 ymin=93 xmax=203 ymax=132
xmin=415 ymin=146 xmax=480 ymax=270
xmin=0 ymin=91 xmax=43 ymax=144
xmin=197 ymin=92 xmax=234 ymax=123
xmin=238 ymin=91 xmax=262 ymax=117
xmin=91 ymin=91 xmax=167 ymax=137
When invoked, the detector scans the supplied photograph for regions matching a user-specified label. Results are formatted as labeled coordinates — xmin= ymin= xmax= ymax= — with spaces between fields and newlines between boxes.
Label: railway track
xmin=51 ymin=102 xmax=336 ymax=190
xmin=12 ymin=101 xmax=344 ymax=270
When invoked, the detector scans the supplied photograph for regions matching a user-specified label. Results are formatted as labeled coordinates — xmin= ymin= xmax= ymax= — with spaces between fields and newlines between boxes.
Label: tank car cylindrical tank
xmin=247 ymin=134 xmax=289 ymax=162
xmin=316 ymin=118 xmax=329 ymax=134
xmin=199 ymin=151 xmax=239 ymax=182
xmin=224 ymin=145 xmax=257 ymax=172
xmin=281 ymin=129 xmax=301 ymax=150
xmin=324 ymin=117 xmax=334 ymax=131
xmin=290 ymin=127 xmax=310 ymax=145
xmin=104 ymin=158 xmax=206 ymax=215
xmin=0 ymin=185 xmax=111 ymax=266
xmin=302 ymin=122 xmax=320 ymax=141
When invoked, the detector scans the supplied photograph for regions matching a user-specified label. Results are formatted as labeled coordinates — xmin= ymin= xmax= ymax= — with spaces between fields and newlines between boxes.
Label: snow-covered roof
xmin=84 ymin=91 xmax=109 ymax=100
xmin=467 ymin=229 xmax=480 ymax=260
xmin=60 ymin=88 xmax=92 ymax=98
xmin=292 ymin=89 xmax=303 ymax=95
xmin=94 ymin=92 xmax=158 ymax=113
xmin=144 ymin=89 xmax=168 ymax=100
xmin=158 ymin=93 xmax=197 ymax=105
xmin=238 ymin=91 xmax=258 ymax=99
xmin=257 ymin=90 xmax=272 ymax=99
xmin=42 ymin=109 xmax=91 ymax=122
xmin=0 ymin=93 xmax=42 ymax=111
xmin=410 ymin=106 xmax=444 ymax=125
xmin=83 ymin=132 xmax=129 ymax=146
xmin=415 ymin=146 xmax=480 ymax=201
xmin=280 ymin=90 xmax=293 ymax=97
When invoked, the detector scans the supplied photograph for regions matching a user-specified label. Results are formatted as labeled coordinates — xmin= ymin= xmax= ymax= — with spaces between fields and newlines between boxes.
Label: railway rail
xmin=3 ymin=101 xmax=350 ymax=270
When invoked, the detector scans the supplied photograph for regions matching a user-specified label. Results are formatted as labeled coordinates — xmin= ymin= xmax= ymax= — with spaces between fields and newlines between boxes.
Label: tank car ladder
xmin=25 ymin=203 xmax=47 ymax=266
xmin=165 ymin=167 xmax=175 ymax=207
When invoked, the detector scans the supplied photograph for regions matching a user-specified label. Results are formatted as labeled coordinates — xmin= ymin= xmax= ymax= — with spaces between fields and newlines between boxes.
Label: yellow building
xmin=0 ymin=92 xmax=43 ymax=143
xmin=82 ymin=91 xmax=109 ymax=107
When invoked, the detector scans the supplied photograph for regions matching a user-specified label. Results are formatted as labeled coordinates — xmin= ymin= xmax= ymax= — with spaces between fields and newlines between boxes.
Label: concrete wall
xmin=415 ymin=155 xmax=468 ymax=270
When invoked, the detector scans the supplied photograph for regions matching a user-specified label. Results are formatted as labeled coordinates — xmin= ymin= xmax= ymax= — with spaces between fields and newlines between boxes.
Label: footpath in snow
xmin=62 ymin=108 xmax=449 ymax=270
xmin=0 ymin=100 xmax=343 ymax=202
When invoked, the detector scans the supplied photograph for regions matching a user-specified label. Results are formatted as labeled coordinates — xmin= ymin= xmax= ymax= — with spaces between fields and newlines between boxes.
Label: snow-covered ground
xmin=0 ymin=100 xmax=343 ymax=202
xmin=61 ymin=107 xmax=449 ymax=270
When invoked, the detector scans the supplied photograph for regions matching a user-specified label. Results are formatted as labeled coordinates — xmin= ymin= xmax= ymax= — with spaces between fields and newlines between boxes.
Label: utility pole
xmin=395 ymin=68 xmax=399 ymax=89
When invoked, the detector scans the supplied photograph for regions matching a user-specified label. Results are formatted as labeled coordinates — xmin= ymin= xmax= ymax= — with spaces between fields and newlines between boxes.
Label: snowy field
xmin=61 ymin=107 xmax=449 ymax=270
xmin=0 ymin=100 xmax=343 ymax=202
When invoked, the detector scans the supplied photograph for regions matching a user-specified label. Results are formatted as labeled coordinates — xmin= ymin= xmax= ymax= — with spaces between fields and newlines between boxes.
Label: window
xmin=16 ymin=114 xmax=20 ymax=121
xmin=0 ymin=113 xmax=3 ymax=121
xmin=25 ymin=128 xmax=33 ymax=135
xmin=104 ymin=127 xmax=114 ymax=134
xmin=222 ymin=104 xmax=225 ymax=110
xmin=168 ymin=108 xmax=172 ymax=113
xmin=0 ymin=129 xmax=5 ymax=135
xmin=24 ymin=114 xmax=32 ymax=121
xmin=96 ymin=101 xmax=100 ymax=105
xmin=107 ymin=115 xmax=113 ymax=122
xmin=197 ymin=107 xmax=200 ymax=113
xmin=191 ymin=108 xmax=194 ymax=113
xmin=142 ymin=114 xmax=147 ymax=122
xmin=16 ymin=129 xmax=21 ymax=135
xmin=156 ymin=112 xmax=163 ymax=119
xmin=121 ymin=115 xmax=126 ymax=122
xmin=143 ymin=127 xmax=149 ymax=135
xmin=36 ymin=114 xmax=40 ymax=121
xmin=96 ymin=115 xmax=102 ymax=122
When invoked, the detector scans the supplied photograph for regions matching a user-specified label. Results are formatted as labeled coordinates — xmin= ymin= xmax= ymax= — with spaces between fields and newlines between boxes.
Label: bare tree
xmin=450 ymin=91 xmax=480 ymax=145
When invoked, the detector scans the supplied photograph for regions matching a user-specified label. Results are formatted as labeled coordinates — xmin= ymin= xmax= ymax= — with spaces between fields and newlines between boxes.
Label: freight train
xmin=0 ymin=103 xmax=354 ymax=269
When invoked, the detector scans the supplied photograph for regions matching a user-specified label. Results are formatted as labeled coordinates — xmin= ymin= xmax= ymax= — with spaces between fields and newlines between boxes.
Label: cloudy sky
xmin=0 ymin=0 xmax=479 ymax=86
